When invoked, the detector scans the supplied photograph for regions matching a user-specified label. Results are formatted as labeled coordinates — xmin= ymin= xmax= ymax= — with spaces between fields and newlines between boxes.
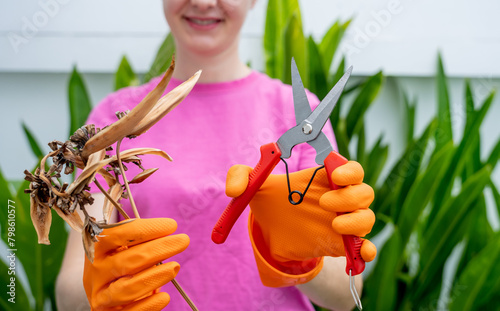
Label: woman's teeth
xmin=189 ymin=18 xmax=218 ymax=25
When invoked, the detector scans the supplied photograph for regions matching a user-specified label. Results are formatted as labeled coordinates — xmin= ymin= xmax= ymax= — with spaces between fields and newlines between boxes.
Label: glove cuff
xmin=248 ymin=212 xmax=324 ymax=287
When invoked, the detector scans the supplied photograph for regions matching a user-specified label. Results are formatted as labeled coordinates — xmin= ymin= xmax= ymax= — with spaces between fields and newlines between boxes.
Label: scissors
xmin=212 ymin=58 xmax=364 ymax=310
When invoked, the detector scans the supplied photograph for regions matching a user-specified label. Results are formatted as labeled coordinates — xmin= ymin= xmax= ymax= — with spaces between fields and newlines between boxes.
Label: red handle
xmin=324 ymin=151 xmax=365 ymax=276
xmin=212 ymin=143 xmax=282 ymax=244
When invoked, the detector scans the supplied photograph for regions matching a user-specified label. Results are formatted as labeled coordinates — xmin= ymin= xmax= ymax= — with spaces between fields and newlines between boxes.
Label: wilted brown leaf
xmin=81 ymin=60 xmax=176 ymax=159
xmin=130 ymin=70 xmax=201 ymax=136
xmin=129 ymin=168 xmax=159 ymax=184
xmin=29 ymin=194 xmax=52 ymax=245
xmin=71 ymin=148 xmax=172 ymax=194
xmin=67 ymin=149 xmax=106 ymax=195
xmin=97 ymin=168 xmax=118 ymax=187
xmin=54 ymin=207 xmax=84 ymax=233
xmin=82 ymin=216 xmax=103 ymax=263
xmin=102 ymin=183 xmax=123 ymax=223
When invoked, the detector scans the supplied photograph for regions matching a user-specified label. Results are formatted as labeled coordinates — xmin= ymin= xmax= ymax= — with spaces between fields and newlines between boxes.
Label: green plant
xmin=264 ymin=1 xmax=500 ymax=310
xmin=361 ymin=55 xmax=500 ymax=310
xmin=0 ymin=67 xmax=91 ymax=311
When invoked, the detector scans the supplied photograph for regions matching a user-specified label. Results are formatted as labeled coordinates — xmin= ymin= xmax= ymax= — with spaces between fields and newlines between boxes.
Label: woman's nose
xmin=190 ymin=0 xmax=217 ymax=10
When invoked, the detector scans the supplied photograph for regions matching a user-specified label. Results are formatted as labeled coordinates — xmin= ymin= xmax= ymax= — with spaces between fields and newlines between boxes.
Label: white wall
xmin=1 ymin=0 xmax=499 ymax=191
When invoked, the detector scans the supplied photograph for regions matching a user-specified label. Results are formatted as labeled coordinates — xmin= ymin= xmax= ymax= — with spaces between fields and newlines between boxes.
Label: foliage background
xmin=1 ymin=0 xmax=500 ymax=310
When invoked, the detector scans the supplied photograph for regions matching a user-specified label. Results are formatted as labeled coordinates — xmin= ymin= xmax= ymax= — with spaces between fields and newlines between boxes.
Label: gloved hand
xmin=226 ymin=161 xmax=376 ymax=287
xmin=83 ymin=218 xmax=189 ymax=310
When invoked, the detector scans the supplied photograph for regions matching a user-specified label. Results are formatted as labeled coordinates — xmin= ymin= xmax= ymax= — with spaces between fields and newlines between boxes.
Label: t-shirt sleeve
xmin=295 ymin=91 xmax=338 ymax=171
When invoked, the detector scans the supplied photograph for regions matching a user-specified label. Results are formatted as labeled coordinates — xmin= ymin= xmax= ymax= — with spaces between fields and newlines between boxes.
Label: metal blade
xmin=308 ymin=132 xmax=334 ymax=165
xmin=291 ymin=58 xmax=312 ymax=125
xmin=277 ymin=66 xmax=353 ymax=160
xmin=305 ymin=66 xmax=352 ymax=132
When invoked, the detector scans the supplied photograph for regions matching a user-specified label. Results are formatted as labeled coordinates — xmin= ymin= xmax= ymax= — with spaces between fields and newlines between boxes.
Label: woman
xmin=56 ymin=0 xmax=376 ymax=310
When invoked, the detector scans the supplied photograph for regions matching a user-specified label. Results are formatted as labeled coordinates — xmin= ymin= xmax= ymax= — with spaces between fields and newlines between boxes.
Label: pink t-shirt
xmin=86 ymin=70 xmax=336 ymax=310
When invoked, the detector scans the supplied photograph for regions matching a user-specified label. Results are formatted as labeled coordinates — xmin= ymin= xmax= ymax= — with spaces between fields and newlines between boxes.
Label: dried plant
xmin=24 ymin=59 xmax=200 ymax=310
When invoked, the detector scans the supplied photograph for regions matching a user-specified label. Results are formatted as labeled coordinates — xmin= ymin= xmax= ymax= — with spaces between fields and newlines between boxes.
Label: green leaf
xmin=0 ymin=258 xmax=31 ymax=311
xmin=362 ymin=229 xmax=402 ymax=311
xmin=463 ymin=80 xmax=475 ymax=134
xmin=346 ymin=71 xmax=383 ymax=139
xmin=430 ymin=90 xmax=495 ymax=222
xmin=264 ymin=0 xmax=302 ymax=81
xmin=114 ymin=55 xmax=139 ymax=91
xmin=332 ymin=56 xmax=346 ymax=88
xmin=143 ymin=33 xmax=175 ymax=83
xmin=392 ymin=119 xmax=435 ymax=223
xmin=397 ymin=141 xmax=454 ymax=246
xmin=476 ymin=292 xmax=500 ymax=310
xmin=356 ymin=123 xmax=366 ymax=164
xmin=0 ymin=167 xmax=15 ymax=243
xmin=281 ymin=0 xmax=302 ymax=26
xmin=363 ymin=134 xmax=389 ymax=186
xmin=449 ymin=232 xmax=500 ymax=310
xmin=264 ymin=0 xmax=301 ymax=79
xmin=21 ymin=122 xmax=44 ymax=160
xmin=403 ymin=91 xmax=415 ymax=145
xmin=372 ymin=118 xmax=435 ymax=217
xmin=68 ymin=66 xmax=92 ymax=137
xmin=416 ymin=165 xmax=492 ymax=300
xmin=282 ymin=13 xmax=307 ymax=86
xmin=306 ymin=36 xmax=328 ymax=99
xmin=319 ymin=19 xmax=351 ymax=76
xmin=329 ymin=57 xmax=346 ymax=129
xmin=12 ymin=173 xmax=43 ymax=310
xmin=332 ymin=118 xmax=350 ymax=159
xmin=490 ymin=181 xmax=500 ymax=221
xmin=455 ymin=195 xmax=493 ymax=280
xmin=461 ymin=81 xmax=482 ymax=181
xmin=263 ymin=0 xmax=281 ymax=78
xmin=434 ymin=53 xmax=453 ymax=150
xmin=486 ymin=136 xmax=500 ymax=169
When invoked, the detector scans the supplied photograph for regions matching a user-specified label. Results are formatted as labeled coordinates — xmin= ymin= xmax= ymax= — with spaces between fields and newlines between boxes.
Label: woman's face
xmin=163 ymin=0 xmax=256 ymax=56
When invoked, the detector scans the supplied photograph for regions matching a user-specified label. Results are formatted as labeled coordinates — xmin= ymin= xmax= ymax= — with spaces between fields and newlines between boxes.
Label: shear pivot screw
xmin=302 ymin=123 xmax=313 ymax=135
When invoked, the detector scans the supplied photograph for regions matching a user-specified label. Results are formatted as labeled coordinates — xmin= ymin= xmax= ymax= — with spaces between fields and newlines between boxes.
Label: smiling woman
xmin=3 ymin=0 xmax=500 ymax=311
xmin=163 ymin=0 xmax=257 ymax=82
xmin=54 ymin=0 xmax=373 ymax=310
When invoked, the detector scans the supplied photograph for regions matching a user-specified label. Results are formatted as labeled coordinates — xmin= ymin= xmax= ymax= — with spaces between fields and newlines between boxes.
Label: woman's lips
xmin=184 ymin=17 xmax=222 ymax=30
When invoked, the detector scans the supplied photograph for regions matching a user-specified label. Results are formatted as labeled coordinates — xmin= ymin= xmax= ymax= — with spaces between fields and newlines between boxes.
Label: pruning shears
xmin=212 ymin=59 xmax=364 ymax=310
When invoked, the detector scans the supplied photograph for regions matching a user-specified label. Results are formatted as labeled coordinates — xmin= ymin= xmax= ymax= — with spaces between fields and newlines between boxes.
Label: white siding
xmin=1 ymin=0 xmax=499 ymax=196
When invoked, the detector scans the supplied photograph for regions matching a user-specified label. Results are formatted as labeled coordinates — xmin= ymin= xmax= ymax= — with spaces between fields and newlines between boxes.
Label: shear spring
xmin=349 ymin=269 xmax=363 ymax=310
xmin=281 ymin=158 xmax=324 ymax=205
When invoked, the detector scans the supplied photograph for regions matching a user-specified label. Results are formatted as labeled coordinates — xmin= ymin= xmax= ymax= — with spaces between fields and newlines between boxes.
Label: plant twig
xmin=115 ymin=138 xmax=197 ymax=310
xmin=40 ymin=150 xmax=58 ymax=174
xmin=94 ymin=179 xmax=130 ymax=220
xmin=171 ymin=279 xmax=199 ymax=311
xmin=116 ymin=138 xmax=140 ymax=219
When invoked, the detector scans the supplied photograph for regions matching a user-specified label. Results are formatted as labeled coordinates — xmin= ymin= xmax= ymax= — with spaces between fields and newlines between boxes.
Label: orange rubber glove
xmin=226 ymin=161 xmax=376 ymax=287
xmin=83 ymin=218 xmax=189 ymax=311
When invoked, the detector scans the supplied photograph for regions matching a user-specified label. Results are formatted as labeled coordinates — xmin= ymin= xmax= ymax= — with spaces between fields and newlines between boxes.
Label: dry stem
xmin=172 ymin=279 xmax=199 ymax=311
xmin=114 ymin=138 xmax=197 ymax=311
xmin=94 ymin=179 xmax=130 ymax=220
xmin=116 ymin=138 xmax=140 ymax=219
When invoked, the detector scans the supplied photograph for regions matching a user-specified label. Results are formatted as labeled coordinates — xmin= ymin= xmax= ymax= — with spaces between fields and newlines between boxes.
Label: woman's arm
xmin=296 ymin=256 xmax=362 ymax=311
xmin=55 ymin=193 xmax=117 ymax=311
